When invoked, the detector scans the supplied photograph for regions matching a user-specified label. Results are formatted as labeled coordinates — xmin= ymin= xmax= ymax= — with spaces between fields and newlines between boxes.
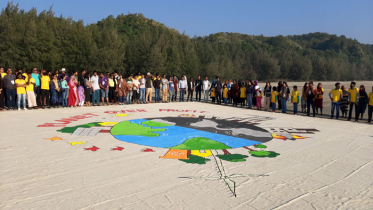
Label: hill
xmin=1 ymin=2 xmax=372 ymax=81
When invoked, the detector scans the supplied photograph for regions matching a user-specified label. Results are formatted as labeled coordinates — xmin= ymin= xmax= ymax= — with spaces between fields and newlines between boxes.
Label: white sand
xmin=0 ymin=100 xmax=372 ymax=210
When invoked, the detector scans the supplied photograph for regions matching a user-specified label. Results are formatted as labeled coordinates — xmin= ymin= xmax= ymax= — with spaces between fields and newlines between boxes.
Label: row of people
xmin=0 ymin=68 xmax=372 ymax=123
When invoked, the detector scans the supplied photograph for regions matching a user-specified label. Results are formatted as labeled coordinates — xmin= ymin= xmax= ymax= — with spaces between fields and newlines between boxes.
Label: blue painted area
xmin=112 ymin=119 xmax=261 ymax=149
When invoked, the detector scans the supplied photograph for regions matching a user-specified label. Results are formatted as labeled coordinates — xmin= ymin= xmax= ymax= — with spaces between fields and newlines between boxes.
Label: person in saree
xmin=315 ymin=83 xmax=324 ymax=115
xmin=68 ymin=76 xmax=79 ymax=107
xmin=50 ymin=74 xmax=60 ymax=108
xmin=116 ymin=74 xmax=129 ymax=105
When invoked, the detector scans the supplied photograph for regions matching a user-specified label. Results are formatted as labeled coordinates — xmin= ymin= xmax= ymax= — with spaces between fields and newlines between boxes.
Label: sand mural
xmin=47 ymin=112 xmax=319 ymax=197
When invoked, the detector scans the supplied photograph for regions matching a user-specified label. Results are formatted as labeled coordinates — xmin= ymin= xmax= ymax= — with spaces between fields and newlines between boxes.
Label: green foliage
xmin=170 ymin=137 xmax=231 ymax=150
xmin=255 ymin=144 xmax=267 ymax=149
xmin=249 ymin=150 xmax=280 ymax=158
xmin=57 ymin=122 xmax=102 ymax=133
xmin=1 ymin=3 xmax=372 ymax=81
xmin=216 ymin=154 xmax=248 ymax=162
xmin=179 ymin=155 xmax=211 ymax=164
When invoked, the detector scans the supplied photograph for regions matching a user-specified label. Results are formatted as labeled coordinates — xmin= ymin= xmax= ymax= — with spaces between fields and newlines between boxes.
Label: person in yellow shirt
xmin=223 ymin=84 xmax=228 ymax=105
xmin=40 ymin=71 xmax=51 ymax=108
xmin=271 ymin=87 xmax=278 ymax=112
xmin=210 ymin=84 xmax=215 ymax=103
xmin=291 ymin=85 xmax=300 ymax=115
xmin=329 ymin=82 xmax=342 ymax=119
xmin=15 ymin=73 xmax=27 ymax=110
xmin=239 ymin=83 xmax=246 ymax=107
xmin=368 ymin=86 xmax=373 ymax=123
xmin=347 ymin=82 xmax=360 ymax=121
xmin=26 ymin=71 xmax=37 ymax=109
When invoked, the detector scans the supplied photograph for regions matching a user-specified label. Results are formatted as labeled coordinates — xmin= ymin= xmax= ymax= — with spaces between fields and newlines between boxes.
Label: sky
xmin=5 ymin=0 xmax=373 ymax=44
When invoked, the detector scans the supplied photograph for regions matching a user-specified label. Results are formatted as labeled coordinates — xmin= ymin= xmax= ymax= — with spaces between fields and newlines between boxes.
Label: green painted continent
xmin=141 ymin=120 xmax=172 ymax=127
xmin=170 ymin=137 xmax=231 ymax=150
xmin=111 ymin=121 xmax=166 ymax=137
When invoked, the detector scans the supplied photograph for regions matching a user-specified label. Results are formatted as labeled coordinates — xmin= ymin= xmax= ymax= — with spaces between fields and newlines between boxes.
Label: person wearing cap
xmin=347 ymin=82 xmax=360 ymax=122
xmin=31 ymin=68 xmax=41 ymax=107
xmin=58 ymin=68 xmax=70 ymax=82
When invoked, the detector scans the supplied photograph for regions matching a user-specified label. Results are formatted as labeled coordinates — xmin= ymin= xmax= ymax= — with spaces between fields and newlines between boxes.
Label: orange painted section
xmin=160 ymin=149 xmax=189 ymax=160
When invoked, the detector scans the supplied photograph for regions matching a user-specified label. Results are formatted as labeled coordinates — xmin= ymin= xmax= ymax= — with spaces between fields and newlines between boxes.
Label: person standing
xmin=116 ymin=74 xmax=129 ymax=105
xmin=277 ymin=81 xmax=283 ymax=110
xmin=178 ymin=76 xmax=187 ymax=102
xmin=239 ymin=82 xmax=246 ymax=107
xmin=329 ymin=83 xmax=342 ymax=119
xmin=40 ymin=70 xmax=50 ymax=109
xmin=78 ymin=70 xmax=86 ymax=106
xmin=246 ymin=81 xmax=254 ymax=108
xmin=357 ymin=85 xmax=368 ymax=120
xmin=215 ymin=76 xmax=222 ymax=104
xmin=223 ymin=84 xmax=228 ymax=105
xmin=168 ymin=77 xmax=174 ymax=103
xmin=31 ymin=68 xmax=41 ymax=107
xmin=99 ymin=72 xmax=109 ymax=106
xmin=291 ymin=85 xmax=300 ymax=115
xmin=50 ymin=74 xmax=61 ymax=108
xmin=347 ymin=82 xmax=360 ymax=122
xmin=161 ymin=74 xmax=169 ymax=103
xmin=315 ymin=83 xmax=324 ymax=115
xmin=202 ymin=76 xmax=211 ymax=102
xmin=91 ymin=71 xmax=100 ymax=106
xmin=68 ymin=77 xmax=78 ymax=107
xmin=195 ymin=75 xmax=202 ymax=102
xmin=3 ymin=69 xmax=16 ymax=110
xmin=230 ymin=80 xmax=239 ymax=107
xmin=84 ymin=73 xmax=91 ymax=107
xmin=210 ymin=84 xmax=216 ymax=103
xmin=153 ymin=74 xmax=161 ymax=103
xmin=145 ymin=73 xmax=153 ymax=103
xmin=187 ymin=77 xmax=194 ymax=102
xmin=109 ymin=74 xmax=117 ymax=105
xmin=126 ymin=74 xmax=133 ymax=104
xmin=306 ymin=81 xmax=317 ymax=117
xmin=263 ymin=81 xmax=272 ymax=111
xmin=271 ymin=87 xmax=278 ymax=112
xmin=173 ymin=75 xmax=178 ymax=102
xmin=340 ymin=85 xmax=349 ymax=118
xmin=60 ymin=75 xmax=68 ymax=107
xmin=301 ymin=82 xmax=308 ymax=113
xmin=0 ymin=71 xmax=4 ymax=111
xmin=15 ymin=73 xmax=27 ymax=110
xmin=368 ymin=86 xmax=373 ymax=123
xmin=139 ymin=74 xmax=146 ymax=104
xmin=255 ymin=84 xmax=263 ymax=110
xmin=132 ymin=75 xmax=140 ymax=104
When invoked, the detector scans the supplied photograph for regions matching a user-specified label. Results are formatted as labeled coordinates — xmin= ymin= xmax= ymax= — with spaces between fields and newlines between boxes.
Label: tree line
xmin=1 ymin=2 xmax=373 ymax=81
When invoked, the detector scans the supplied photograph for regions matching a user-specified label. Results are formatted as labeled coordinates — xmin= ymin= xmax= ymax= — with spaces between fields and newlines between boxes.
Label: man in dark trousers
xmin=195 ymin=75 xmax=202 ymax=102
xmin=187 ymin=77 xmax=194 ymax=102
xmin=215 ymin=76 xmax=222 ymax=104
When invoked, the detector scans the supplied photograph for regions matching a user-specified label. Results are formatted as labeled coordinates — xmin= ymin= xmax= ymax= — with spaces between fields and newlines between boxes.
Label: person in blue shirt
xmin=31 ymin=68 xmax=41 ymax=107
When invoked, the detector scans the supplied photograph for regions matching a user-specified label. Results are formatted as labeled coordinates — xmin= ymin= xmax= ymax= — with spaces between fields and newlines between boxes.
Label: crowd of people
xmin=0 ymin=67 xmax=372 ymax=123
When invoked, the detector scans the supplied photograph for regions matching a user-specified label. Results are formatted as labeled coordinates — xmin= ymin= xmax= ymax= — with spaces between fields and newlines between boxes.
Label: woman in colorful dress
xmin=84 ymin=73 xmax=92 ymax=107
xmin=315 ymin=83 xmax=324 ymax=115
xmin=78 ymin=81 xmax=85 ymax=107
xmin=340 ymin=85 xmax=349 ymax=118
xmin=50 ymin=74 xmax=60 ymax=108
xmin=68 ymin=77 xmax=79 ymax=107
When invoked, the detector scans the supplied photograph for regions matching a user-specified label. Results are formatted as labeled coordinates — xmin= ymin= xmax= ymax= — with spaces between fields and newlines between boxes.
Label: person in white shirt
xmin=132 ymin=75 xmax=140 ymax=104
xmin=161 ymin=74 xmax=169 ymax=103
xmin=90 ymin=71 xmax=100 ymax=106
xmin=187 ymin=77 xmax=194 ymax=102
xmin=178 ymin=76 xmax=187 ymax=102
xmin=139 ymin=74 xmax=146 ymax=104
xmin=202 ymin=76 xmax=211 ymax=102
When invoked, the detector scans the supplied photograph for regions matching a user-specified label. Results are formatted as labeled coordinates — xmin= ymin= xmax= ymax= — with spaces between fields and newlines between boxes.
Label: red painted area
xmin=112 ymin=147 xmax=124 ymax=151
xmin=99 ymin=130 xmax=111 ymax=133
xmin=243 ymin=146 xmax=255 ymax=151
xmin=223 ymin=149 xmax=231 ymax=155
xmin=37 ymin=113 xmax=99 ymax=127
xmin=84 ymin=146 xmax=100 ymax=151
xmin=104 ymin=109 xmax=148 ymax=114
xmin=141 ymin=148 xmax=154 ymax=152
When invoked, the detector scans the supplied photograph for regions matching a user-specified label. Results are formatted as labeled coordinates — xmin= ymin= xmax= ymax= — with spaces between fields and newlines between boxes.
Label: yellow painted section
xmin=116 ymin=114 xmax=129 ymax=117
xmin=160 ymin=149 xmax=189 ymax=160
xmin=98 ymin=122 xmax=118 ymax=126
xmin=191 ymin=150 xmax=212 ymax=157
xmin=68 ymin=141 xmax=87 ymax=146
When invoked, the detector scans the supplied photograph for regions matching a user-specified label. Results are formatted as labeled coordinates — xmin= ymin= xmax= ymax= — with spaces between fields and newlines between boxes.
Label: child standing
xmin=26 ymin=71 xmax=37 ymax=109
xmin=291 ymin=85 xmax=300 ymax=115
xmin=60 ymin=75 xmax=68 ymax=107
xmin=271 ymin=87 xmax=278 ymax=112
xmin=240 ymin=83 xmax=246 ymax=107
xmin=223 ymin=84 xmax=228 ymax=105
xmin=210 ymin=84 xmax=216 ymax=103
